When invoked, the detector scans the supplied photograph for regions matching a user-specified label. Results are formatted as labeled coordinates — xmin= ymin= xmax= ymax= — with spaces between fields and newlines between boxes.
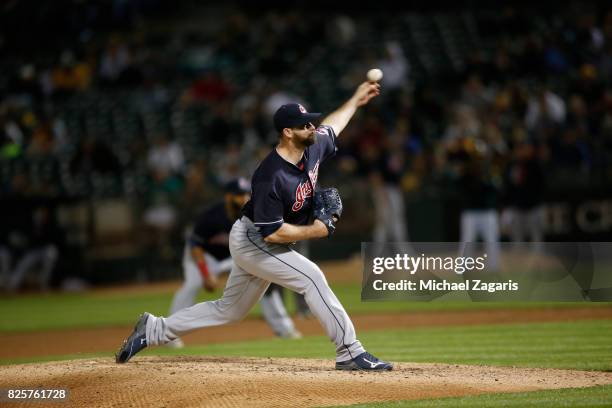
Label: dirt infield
xmin=2 ymin=307 xmax=611 ymax=360
xmin=1 ymin=357 xmax=612 ymax=407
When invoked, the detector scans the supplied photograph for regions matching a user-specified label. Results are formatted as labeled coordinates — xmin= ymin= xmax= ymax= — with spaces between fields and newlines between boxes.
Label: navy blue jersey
xmin=242 ymin=125 xmax=337 ymax=237
xmin=190 ymin=202 xmax=233 ymax=260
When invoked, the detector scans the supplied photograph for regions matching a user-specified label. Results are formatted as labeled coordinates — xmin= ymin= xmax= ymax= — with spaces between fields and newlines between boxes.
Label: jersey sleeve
xmin=189 ymin=219 xmax=211 ymax=248
xmin=252 ymin=181 xmax=284 ymax=237
xmin=315 ymin=125 xmax=338 ymax=163
xmin=189 ymin=207 xmax=218 ymax=248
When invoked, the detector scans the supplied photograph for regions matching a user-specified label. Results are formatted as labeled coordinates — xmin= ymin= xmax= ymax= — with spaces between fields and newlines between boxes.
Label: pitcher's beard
xmin=297 ymin=132 xmax=316 ymax=148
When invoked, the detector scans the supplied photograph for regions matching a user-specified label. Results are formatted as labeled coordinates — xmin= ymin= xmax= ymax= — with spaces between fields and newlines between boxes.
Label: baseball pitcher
xmin=116 ymin=81 xmax=393 ymax=371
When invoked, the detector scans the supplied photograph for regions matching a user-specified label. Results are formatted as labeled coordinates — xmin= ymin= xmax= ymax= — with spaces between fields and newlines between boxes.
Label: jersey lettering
xmin=292 ymin=180 xmax=313 ymax=212
xmin=292 ymin=160 xmax=320 ymax=212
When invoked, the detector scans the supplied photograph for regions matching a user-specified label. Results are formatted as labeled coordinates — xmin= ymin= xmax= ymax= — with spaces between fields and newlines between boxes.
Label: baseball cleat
xmin=166 ymin=338 xmax=184 ymax=349
xmin=115 ymin=312 xmax=151 ymax=363
xmin=279 ymin=329 xmax=303 ymax=339
xmin=335 ymin=351 xmax=393 ymax=371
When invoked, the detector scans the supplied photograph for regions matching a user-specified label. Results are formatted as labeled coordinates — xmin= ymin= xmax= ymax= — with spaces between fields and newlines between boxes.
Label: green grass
xmin=3 ymin=320 xmax=610 ymax=407
xmin=153 ymin=320 xmax=612 ymax=371
xmin=338 ymin=385 xmax=612 ymax=407
xmin=0 ymin=282 xmax=609 ymax=332
xmin=4 ymin=320 xmax=610 ymax=371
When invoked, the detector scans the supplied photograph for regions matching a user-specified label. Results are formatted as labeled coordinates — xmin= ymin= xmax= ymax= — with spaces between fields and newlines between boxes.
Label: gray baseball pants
xmin=169 ymin=245 xmax=297 ymax=337
xmin=146 ymin=216 xmax=364 ymax=362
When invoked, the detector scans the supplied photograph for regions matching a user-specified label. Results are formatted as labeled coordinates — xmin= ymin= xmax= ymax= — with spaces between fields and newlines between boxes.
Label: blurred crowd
xmin=2 ymin=1 xmax=612 ymax=289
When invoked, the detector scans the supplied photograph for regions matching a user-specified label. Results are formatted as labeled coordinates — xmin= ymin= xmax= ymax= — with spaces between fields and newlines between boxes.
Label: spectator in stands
xmin=443 ymin=104 xmax=481 ymax=144
xmin=181 ymin=71 xmax=231 ymax=106
xmin=566 ymin=94 xmax=591 ymax=133
xmin=0 ymin=133 xmax=20 ymax=160
xmin=328 ymin=15 xmax=357 ymax=47
xmin=51 ymin=50 xmax=92 ymax=95
xmin=146 ymin=134 xmax=185 ymax=177
xmin=481 ymin=118 xmax=508 ymax=159
xmin=25 ymin=118 xmax=56 ymax=158
xmin=543 ymin=36 xmax=569 ymax=75
xmin=355 ymin=114 xmax=385 ymax=155
xmin=8 ymin=64 xmax=43 ymax=103
xmin=0 ymin=112 xmax=23 ymax=160
xmin=99 ymin=36 xmax=131 ymax=85
xmin=376 ymin=41 xmax=410 ymax=121
xmin=490 ymin=48 xmax=516 ymax=84
xmin=377 ymin=41 xmax=409 ymax=92
xmin=460 ymin=74 xmax=494 ymax=113
xmin=525 ymin=86 xmax=566 ymax=133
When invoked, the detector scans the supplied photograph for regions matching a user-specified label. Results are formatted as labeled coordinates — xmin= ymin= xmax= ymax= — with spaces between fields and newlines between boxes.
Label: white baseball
xmin=367 ymin=68 xmax=383 ymax=82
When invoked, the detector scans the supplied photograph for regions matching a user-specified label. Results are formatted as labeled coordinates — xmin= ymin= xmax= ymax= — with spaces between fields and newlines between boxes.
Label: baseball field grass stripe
xmin=355 ymin=322 xmax=612 ymax=370
xmin=5 ymin=319 xmax=606 ymax=370
xmin=1 ymin=283 xmax=610 ymax=332
xmin=0 ymin=352 xmax=109 ymax=365
xmin=332 ymin=384 xmax=612 ymax=407
xmin=148 ymin=320 xmax=612 ymax=371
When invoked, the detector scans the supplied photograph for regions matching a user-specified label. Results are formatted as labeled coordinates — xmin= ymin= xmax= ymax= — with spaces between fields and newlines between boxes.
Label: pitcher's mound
xmin=2 ymin=356 xmax=612 ymax=407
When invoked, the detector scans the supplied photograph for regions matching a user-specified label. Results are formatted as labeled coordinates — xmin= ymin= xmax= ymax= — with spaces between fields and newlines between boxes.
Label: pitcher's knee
xmin=180 ymin=286 xmax=200 ymax=301
xmin=303 ymin=265 xmax=329 ymax=286
xmin=214 ymin=299 xmax=249 ymax=323
xmin=300 ymin=272 xmax=332 ymax=298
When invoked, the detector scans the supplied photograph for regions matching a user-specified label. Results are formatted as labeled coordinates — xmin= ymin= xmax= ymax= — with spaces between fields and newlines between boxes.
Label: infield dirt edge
xmin=2 ymin=356 xmax=612 ymax=407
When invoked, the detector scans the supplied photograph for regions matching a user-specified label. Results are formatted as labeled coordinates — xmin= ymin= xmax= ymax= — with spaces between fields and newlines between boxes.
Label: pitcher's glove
xmin=313 ymin=187 xmax=343 ymax=236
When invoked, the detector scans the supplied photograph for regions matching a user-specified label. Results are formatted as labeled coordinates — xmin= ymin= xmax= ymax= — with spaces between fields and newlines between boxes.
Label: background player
xmin=168 ymin=178 xmax=301 ymax=348
xmin=116 ymin=80 xmax=393 ymax=371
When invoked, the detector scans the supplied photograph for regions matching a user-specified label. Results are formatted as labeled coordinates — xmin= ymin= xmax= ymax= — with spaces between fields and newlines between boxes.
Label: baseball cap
xmin=273 ymin=103 xmax=321 ymax=132
xmin=224 ymin=177 xmax=251 ymax=194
